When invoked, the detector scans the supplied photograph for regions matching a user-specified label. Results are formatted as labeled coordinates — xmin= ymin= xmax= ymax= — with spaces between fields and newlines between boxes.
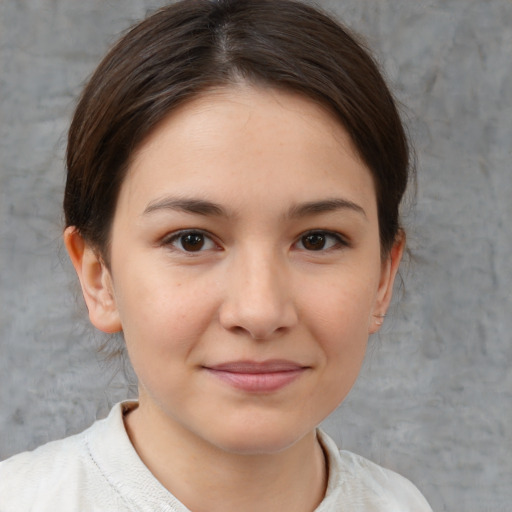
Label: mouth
xmin=203 ymin=360 xmax=309 ymax=393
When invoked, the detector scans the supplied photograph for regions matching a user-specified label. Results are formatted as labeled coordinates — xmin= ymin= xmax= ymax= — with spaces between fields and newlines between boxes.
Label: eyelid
xmin=161 ymin=228 xmax=222 ymax=252
xmin=294 ymin=229 xmax=350 ymax=251
xmin=159 ymin=228 xmax=348 ymax=253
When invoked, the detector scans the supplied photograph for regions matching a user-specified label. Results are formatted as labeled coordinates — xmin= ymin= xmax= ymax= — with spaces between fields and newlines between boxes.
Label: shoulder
xmin=0 ymin=405 xmax=128 ymax=511
xmin=337 ymin=449 xmax=433 ymax=510
xmin=317 ymin=430 xmax=432 ymax=511
xmin=0 ymin=429 xmax=91 ymax=510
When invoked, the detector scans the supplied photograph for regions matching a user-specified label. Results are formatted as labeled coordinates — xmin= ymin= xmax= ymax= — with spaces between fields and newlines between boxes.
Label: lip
xmin=203 ymin=360 xmax=308 ymax=393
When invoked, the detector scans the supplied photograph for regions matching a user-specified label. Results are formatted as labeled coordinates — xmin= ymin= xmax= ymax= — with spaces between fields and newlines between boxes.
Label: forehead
xmin=118 ymin=85 xmax=376 ymax=219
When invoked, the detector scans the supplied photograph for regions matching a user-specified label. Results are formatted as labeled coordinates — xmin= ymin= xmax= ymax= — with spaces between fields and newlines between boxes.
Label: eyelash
xmin=161 ymin=229 xmax=349 ymax=254
xmin=294 ymin=230 xmax=349 ymax=252
xmin=161 ymin=229 xmax=220 ymax=254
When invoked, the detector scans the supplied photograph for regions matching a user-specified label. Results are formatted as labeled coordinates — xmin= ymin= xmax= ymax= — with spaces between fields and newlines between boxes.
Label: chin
xmin=204 ymin=416 xmax=314 ymax=456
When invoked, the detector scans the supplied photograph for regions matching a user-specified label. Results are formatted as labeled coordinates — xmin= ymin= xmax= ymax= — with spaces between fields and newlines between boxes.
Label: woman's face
xmin=73 ymin=86 xmax=402 ymax=454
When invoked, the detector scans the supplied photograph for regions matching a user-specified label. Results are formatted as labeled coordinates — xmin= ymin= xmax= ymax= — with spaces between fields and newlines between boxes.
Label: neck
xmin=124 ymin=401 xmax=327 ymax=512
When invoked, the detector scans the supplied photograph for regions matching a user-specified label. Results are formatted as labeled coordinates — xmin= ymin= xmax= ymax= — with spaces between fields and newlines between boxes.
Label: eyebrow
xmin=143 ymin=196 xmax=366 ymax=219
xmin=143 ymin=197 xmax=228 ymax=217
xmin=287 ymin=198 xmax=367 ymax=219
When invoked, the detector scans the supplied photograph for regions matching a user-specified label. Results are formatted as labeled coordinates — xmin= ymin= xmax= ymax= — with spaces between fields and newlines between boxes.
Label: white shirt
xmin=0 ymin=402 xmax=432 ymax=511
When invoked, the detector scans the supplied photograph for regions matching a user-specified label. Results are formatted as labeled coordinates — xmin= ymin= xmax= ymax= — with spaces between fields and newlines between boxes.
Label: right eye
xmin=164 ymin=230 xmax=218 ymax=253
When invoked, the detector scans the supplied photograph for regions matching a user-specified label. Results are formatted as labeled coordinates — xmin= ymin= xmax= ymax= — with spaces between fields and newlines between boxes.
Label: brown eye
xmin=165 ymin=230 xmax=217 ymax=253
xmin=180 ymin=233 xmax=205 ymax=251
xmin=301 ymin=233 xmax=327 ymax=251
xmin=296 ymin=231 xmax=346 ymax=252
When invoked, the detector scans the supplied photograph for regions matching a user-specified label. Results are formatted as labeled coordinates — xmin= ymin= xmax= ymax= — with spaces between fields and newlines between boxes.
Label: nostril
xmin=219 ymin=298 xmax=298 ymax=341
xmin=218 ymin=257 xmax=299 ymax=339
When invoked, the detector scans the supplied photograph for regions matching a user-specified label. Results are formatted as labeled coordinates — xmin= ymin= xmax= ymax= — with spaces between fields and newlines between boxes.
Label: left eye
xmin=165 ymin=231 xmax=218 ymax=252
xmin=295 ymin=231 xmax=345 ymax=251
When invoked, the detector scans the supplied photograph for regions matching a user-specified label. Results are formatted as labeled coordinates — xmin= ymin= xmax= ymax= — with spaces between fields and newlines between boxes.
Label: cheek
xmin=113 ymin=266 xmax=221 ymax=359
xmin=299 ymin=269 xmax=378 ymax=340
xmin=297 ymin=268 xmax=378 ymax=397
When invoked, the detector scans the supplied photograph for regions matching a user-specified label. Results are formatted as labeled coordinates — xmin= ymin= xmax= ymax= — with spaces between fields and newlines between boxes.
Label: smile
xmin=203 ymin=360 xmax=308 ymax=393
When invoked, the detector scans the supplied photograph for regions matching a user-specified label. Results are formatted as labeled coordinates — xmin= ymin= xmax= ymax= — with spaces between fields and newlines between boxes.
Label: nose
xmin=218 ymin=249 xmax=298 ymax=340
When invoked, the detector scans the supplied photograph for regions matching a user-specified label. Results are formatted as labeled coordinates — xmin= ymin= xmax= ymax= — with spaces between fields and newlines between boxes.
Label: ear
xmin=64 ymin=226 xmax=122 ymax=333
xmin=369 ymin=232 xmax=405 ymax=334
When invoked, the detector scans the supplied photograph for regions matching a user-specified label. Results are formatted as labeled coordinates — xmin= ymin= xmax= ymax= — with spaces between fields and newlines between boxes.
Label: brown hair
xmin=64 ymin=0 xmax=410 ymax=259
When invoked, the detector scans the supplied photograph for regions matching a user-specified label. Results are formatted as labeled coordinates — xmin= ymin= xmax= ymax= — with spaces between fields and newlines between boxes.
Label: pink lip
xmin=204 ymin=360 xmax=308 ymax=393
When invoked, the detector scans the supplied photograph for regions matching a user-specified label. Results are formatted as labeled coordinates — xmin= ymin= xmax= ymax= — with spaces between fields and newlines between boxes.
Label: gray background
xmin=1 ymin=1 xmax=511 ymax=510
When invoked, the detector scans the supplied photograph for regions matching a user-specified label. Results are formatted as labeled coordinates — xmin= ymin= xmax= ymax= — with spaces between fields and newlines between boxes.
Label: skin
xmin=65 ymin=86 xmax=404 ymax=512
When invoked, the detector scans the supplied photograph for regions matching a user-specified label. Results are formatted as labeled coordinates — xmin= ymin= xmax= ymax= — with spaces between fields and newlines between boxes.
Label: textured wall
xmin=1 ymin=1 xmax=511 ymax=510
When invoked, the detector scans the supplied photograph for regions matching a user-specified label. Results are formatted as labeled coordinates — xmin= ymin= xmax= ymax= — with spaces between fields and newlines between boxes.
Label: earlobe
xmin=63 ymin=227 xmax=122 ymax=333
xmin=369 ymin=232 xmax=405 ymax=334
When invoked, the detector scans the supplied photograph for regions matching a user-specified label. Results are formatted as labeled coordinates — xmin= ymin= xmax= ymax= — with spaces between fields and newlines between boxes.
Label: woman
xmin=0 ymin=0 xmax=432 ymax=510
